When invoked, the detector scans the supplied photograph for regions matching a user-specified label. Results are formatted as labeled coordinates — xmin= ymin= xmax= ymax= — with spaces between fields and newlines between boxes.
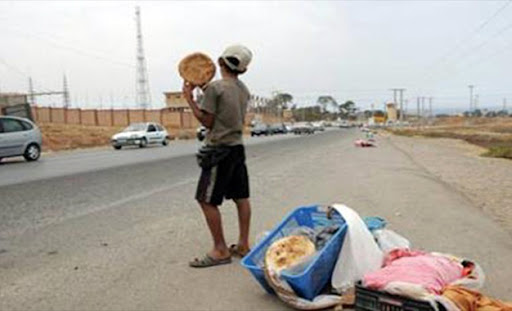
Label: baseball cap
xmin=220 ymin=44 xmax=252 ymax=73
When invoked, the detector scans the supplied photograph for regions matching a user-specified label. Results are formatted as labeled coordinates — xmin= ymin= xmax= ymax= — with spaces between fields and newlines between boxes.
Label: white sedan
xmin=111 ymin=122 xmax=169 ymax=150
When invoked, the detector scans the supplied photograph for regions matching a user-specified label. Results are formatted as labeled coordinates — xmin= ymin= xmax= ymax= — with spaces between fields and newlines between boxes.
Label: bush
xmin=482 ymin=146 xmax=512 ymax=159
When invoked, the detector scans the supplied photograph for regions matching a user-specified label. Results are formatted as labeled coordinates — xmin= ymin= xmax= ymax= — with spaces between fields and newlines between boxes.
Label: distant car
xmin=312 ymin=122 xmax=325 ymax=131
xmin=338 ymin=120 xmax=351 ymax=128
xmin=0 ymin=116 xmax=42 ymax=162
xmin=269 ymin=123 xmax=288 ymax=135
xmin=196 ymin=126 xmax=207 ymax=141
xmin=251 ymin=123 xmax=270 ymax=136
xmin=291 ymin=122 xmax=315 ymax=135
xmin=111 ymin=122 xmax=169 ymax=149
xmin=284 ymin=123 xmax=293 ymax=132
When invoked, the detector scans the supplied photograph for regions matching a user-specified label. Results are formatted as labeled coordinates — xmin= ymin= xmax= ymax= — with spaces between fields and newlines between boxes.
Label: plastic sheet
xmin=331 ymin=204 xmax=384 ymax=293
xmin=373 ymin=229 xmax=411 ymax=253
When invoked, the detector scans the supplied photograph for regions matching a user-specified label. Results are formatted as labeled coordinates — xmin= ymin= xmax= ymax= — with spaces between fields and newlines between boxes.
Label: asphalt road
xmin=1 ymin=129 xmax=511 ymax=310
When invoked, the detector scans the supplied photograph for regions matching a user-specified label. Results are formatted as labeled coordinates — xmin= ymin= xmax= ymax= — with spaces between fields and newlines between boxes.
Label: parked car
xmin=269 ymin=123 xmax=288 ymax=135
xmin=251 ymin=123 xmax=270 ymax=136
xmin=338 ymin=120 xmax=351 ymax=128
xmin=196 ymin=126 xmax=207 ymax=142
xmin=312 ymin=121 xmax=325 ymax=131
xmin=111 ymin=122 xmax=169 ymax=149
xmin=0 ymin=116 xmax=42 ymax=162
xmin=291 ymin=122 xmax=315 ymax=135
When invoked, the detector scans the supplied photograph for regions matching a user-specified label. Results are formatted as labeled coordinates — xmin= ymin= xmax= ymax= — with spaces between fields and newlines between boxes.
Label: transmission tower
xmin=63 ymin=74 xmax=70 ymax=108
xmin=135 ymin=6 xmax=151 ymax=109
xmin=28 ymin=77 xmax=36 ymax=106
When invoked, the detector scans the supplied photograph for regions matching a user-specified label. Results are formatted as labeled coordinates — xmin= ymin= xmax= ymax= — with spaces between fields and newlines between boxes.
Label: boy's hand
xmin=182 ymin=81 xmax=195 ymax=103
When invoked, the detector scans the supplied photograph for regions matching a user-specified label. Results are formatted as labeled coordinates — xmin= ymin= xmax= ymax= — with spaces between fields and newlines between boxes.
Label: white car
xmin=111 ymin=122 xmax=169 ymax=150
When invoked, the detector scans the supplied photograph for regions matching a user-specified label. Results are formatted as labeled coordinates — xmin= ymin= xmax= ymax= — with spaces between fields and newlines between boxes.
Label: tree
xmin=275 ymin=93 xmax=293 ymax=108
xmin=317 ymin=96 xmax=338 ymax=113
xmin=264 ymin=92 xmax=293 ymax=117
xmin=339 ymin=100 xmax=356 ymax=119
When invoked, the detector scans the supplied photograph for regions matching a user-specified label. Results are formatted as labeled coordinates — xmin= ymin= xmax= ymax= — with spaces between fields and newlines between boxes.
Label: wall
xmin=31 ymin=107 xmax=266 ymax=131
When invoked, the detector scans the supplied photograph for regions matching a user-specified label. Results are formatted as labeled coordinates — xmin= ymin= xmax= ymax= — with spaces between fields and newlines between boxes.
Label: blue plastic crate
xmin=241 ymin=205 xmax=348 ymax=300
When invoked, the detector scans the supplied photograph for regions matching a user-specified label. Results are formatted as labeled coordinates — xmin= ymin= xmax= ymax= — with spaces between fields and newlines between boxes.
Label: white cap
xmin=220 ymin=44 xmax=252 ymax=73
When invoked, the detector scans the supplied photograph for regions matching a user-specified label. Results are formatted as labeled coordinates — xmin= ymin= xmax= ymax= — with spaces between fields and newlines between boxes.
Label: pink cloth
xmin=354 ymin=139 xmax=375 ymax=147
xmin=363 ymin=252 xmax=463 ymax=294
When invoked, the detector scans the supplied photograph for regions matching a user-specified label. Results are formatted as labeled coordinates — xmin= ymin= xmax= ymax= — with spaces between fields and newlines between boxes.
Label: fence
xmin=0 ymin=106 xmax=280 ymax=130
xmin=28 ymin=106 xmax=253 ymax=130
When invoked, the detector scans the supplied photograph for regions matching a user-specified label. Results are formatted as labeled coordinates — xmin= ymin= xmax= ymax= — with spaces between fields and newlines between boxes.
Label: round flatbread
xmin=178 ymin=52 xmax=216 ymax=86
xmin=265 ymin=235 xmax=316 ymax=273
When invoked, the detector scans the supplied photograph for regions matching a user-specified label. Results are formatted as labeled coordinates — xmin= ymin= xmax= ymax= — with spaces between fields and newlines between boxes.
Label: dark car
xmin=251 ymin=123 xmax=270 ymax=136
xmin=269 ymin=123 xmax=288 ymax=135
xmin=291 ymin=122 xmax=315 ymax=135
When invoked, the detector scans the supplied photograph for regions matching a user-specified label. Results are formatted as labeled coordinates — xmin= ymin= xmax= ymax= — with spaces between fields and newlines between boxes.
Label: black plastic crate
xmin=355 ymin=282 xmax=445 ymax=311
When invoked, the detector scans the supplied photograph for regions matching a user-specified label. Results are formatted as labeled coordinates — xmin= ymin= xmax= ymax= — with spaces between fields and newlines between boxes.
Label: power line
xmin=0 ymin=56 xmax=54 ymax=93
xmin=3 ymin=26 xmax=135 ymax=69
xmin=418 ymin=0 xmax=512 ymax=83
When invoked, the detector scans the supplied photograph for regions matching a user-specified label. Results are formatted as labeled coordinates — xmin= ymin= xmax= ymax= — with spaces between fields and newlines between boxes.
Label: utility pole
xmin=28 ymin=77 xmax=35 ymax=106
xmin=390 ymin=88 xmax=406 ymax=125
xmin=417 ymin=97 xmax=420 ymax=119
xmin=63 ymin=74 xmax=70 ymax=108
xmin=429 ymin=97 xmax=433 ymax=118
xmin=135 ymin=6 xmax=151 ymax=109
xmin=468 ymin=85 xmax=474 ymax=112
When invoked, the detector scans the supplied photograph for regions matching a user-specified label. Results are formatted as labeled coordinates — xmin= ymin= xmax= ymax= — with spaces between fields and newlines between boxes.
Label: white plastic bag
xmin=373 ymin=229 xmax=411 ymax=253
xmin=331 ymin=204 xmax=384 ymax=293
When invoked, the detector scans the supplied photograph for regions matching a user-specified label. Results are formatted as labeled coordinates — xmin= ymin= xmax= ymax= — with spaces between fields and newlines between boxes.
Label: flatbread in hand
xmin=265 ymin=235 xmax=316 ymax=273
xmin=178 ymin=52 xmax=216 ymax=86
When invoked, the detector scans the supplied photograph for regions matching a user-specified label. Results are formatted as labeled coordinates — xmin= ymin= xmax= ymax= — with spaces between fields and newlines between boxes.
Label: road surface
xmin=1 ymin=129 xmax=511 ymax=310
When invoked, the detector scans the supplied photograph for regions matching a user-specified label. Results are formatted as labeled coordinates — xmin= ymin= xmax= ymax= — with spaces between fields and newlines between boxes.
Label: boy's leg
xmin=234 ymin=198 xmax=251 ymax=253
xmin=199 ymin=201 xmax=230 ymax=259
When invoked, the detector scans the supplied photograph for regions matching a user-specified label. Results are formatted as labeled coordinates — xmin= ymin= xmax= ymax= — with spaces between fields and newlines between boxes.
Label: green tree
xmin=317 ymin=96 xmax=339 ymax=113
xmin=264 ymin=92 xmax=293 ymax=116
xmin=339 ymin=101 xmax=356 ymax=119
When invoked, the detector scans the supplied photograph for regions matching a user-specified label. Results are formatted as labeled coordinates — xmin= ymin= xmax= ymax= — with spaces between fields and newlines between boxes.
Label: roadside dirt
xmin=39 ymin=123 xmax=197 ymax=152
xmin=388 ymin=134 xmax=512 ymax=235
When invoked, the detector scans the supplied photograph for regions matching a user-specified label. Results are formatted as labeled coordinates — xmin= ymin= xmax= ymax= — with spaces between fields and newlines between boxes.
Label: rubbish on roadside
xmin=242 ymin=205 xmax=348 ymax=301
xmin=241 ymin=203 xmax=506 ymax=311
xmin=372 ymin=229 xmax=411 ymax=253
xmin=363 ymin=216 xmax=387 ymax=231
xmin=354 ymin=139 xmax=376 ymax=147
xmin=288 ymin=225 xmax=340 ymax=250
xmin=442 ymin=285 xmax=512 ymax=311
xmin=357 ymin=248 xmax=486 ymax=311
xmin=363 ymin=250 xmax=464 ymax=295
xmin=178 ymin=52 xmax=216 ymax=86
xmin=330 ymin=204 xmax=384 ymax=294
xmin=355 ymin=282 xmax=447 ymax=311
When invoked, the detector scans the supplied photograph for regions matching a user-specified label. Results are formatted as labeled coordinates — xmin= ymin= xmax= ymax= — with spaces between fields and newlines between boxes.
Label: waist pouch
xmin=196 ymin=146 xmax=232 ymax=169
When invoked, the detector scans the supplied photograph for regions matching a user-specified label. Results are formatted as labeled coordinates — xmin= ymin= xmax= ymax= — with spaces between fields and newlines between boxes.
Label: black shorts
xmin=195 ymin=145 xmax=250 ymax=206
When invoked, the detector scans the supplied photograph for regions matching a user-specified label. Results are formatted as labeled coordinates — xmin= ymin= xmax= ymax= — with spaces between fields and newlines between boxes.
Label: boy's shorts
xmin=195 ymin=145 xmax=249 ymax=206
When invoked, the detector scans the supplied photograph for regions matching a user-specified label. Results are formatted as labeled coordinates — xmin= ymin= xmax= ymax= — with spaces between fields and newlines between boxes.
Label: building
xmin=0 ymin=93 xmax=28 ymax=108
xmin=0 ymin=93 xmax=33 ymax=120
xmin=163 ymin=91 xmax=189 ymax=111
xmin=386 ymin=103 xmax=398 ymax=122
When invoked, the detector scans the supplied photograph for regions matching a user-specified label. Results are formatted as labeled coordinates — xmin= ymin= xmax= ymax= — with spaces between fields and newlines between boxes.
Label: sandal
xmin=229 ymin=244 xmax=251 ymax=258
xmin=189 ymin=254 xmax=232 ymax=268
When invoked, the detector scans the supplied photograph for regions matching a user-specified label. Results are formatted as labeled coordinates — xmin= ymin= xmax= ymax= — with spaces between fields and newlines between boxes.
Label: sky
xmin=1 ymin=1 xmax=511 ymax=113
